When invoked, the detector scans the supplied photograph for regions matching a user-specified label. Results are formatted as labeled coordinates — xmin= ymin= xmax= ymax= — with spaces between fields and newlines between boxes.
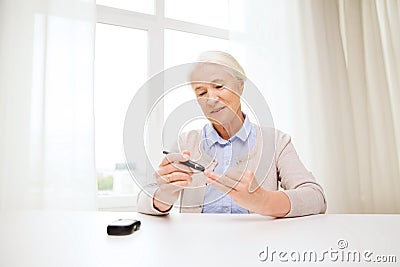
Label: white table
xmin=0 ymin=211 xmax=399 ymax=266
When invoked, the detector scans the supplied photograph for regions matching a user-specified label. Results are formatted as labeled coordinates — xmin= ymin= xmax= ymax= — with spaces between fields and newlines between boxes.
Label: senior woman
xmin=137 ymin=51 xmax=327 ymax=217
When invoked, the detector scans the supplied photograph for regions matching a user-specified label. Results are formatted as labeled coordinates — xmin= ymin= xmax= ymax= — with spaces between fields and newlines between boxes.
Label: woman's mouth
xmin=210 ymin=106 xmax=226 ymax=114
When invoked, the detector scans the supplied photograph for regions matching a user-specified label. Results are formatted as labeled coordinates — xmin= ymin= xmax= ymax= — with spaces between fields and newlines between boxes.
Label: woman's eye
xmin=215 ymin=84 xmax=224 ymax=89
xmin=198 ymin=92 xmax=206 ymax=96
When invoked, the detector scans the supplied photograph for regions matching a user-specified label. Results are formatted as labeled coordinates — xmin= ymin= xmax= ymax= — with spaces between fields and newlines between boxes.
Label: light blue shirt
xmin=201 ymin=113 xmax=256 ymax=214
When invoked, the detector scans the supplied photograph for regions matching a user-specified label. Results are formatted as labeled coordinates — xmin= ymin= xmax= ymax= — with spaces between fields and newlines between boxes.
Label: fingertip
xmin=205 ymin=170 xmax=216 ymax=179
xmin=182 ymin=150 xmax=190 ymax=159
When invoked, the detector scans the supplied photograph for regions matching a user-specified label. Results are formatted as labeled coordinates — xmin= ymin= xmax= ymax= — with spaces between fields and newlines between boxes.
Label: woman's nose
xmin=206 ymin=88 xmax=220 ymax=103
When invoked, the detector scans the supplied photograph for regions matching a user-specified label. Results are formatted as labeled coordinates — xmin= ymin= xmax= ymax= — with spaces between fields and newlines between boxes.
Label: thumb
xmin=182 ymin=150 xmax=190 ymax=160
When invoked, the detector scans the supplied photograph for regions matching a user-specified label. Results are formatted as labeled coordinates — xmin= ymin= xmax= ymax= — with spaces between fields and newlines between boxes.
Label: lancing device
xmin=163 ymin=150 xmax=205 ymax=172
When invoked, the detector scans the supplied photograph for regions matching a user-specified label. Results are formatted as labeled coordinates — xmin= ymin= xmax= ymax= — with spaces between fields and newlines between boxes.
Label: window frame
xmin=95 ymin=0 xmax=229 ymax=210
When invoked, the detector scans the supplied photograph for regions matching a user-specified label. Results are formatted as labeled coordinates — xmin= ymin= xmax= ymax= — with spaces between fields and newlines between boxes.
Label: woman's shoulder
xmin=253 ymin=126 xmax=293 ymax=158
xmin=256 ymin=126 xmax=292 ymax=144
xmin=251 ymin=127 xmax=294 ymax=164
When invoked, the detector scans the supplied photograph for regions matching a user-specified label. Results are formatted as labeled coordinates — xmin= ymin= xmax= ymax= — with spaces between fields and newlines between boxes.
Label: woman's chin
xmin=207 ymin=113 xmax=231 ymax=125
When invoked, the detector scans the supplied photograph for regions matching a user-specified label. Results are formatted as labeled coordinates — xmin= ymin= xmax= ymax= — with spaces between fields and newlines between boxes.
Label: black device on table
xmin=107 ymin=219 xmax=141 ymax=236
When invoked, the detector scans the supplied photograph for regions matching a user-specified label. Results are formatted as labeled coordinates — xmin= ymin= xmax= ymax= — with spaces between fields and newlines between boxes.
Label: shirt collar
xmin=235 ymin=113 xmax=252 ymax=142
xmin=203 ymin=112 xmax=252 ymax=145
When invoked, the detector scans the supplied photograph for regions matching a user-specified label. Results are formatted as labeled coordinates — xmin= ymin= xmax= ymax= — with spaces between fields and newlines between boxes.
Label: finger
xmin=157 ymin=172 xmax=193 ymax=185
xmin=182 ymin=150 xmax=190 ymax=158
xmin=225 ymin=168 xmax=258 ymax=192
xmin=203 ymin=169 xmax=220 ymax=180
xmin=207 ymin=178 xmax=236 ymax=195
xmin=157 ymin=162 xmax=193 ymax=176
xmin=160 ymin=180 xmax=190 ymax=192
xmin=205 ymin=170 xmax=241 ymax=185
xmin=205 ymin=171 xmax=239 ymax=190
xmin=224 ymin=168 xmax=249 ymax=182
xmin=160 ymin=152 xmax=190 ymax=167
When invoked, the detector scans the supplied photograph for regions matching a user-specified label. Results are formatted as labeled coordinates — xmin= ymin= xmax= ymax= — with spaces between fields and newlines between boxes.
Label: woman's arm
xmin=204 ymin=131 xmax=327 ymax=217
xmin=137 ymin=146 xmax=192 ymax=215
xmin=276 ymin=133 xmax=327 ymax=217
xmin=259 ymin=190 xmax=291 ymax=217
xmin=205 ymin=169 xmax=292 ymax=217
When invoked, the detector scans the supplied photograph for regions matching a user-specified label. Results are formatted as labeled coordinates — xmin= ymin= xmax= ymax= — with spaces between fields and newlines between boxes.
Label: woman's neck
xmin=212 ymin=110 xmax=245 ymax=140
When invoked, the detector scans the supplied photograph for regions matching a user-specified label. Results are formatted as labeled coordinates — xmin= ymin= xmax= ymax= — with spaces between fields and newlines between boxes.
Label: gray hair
xmin=195 ymin=51 xmax=246 ymax=81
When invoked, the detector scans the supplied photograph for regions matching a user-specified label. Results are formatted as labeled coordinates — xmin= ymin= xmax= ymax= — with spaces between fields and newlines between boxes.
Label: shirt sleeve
xmin=276 ymin=133 xmax=327 ymax=217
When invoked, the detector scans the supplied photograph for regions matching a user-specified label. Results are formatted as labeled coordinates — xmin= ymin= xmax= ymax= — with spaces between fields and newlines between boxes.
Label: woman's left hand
xmin=204 ymin=168 xmax=291 ymax=217
xmin=204 ymin=168 xmax=267 ymax=215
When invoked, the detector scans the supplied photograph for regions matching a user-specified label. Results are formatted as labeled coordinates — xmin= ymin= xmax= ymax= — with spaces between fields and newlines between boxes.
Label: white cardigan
xmin=137 ymin=127 xmax=327 ymax=217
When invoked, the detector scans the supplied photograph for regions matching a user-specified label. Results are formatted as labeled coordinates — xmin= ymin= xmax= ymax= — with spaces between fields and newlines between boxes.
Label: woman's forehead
xmin=190 ymin=63 xmax=235 ymax=83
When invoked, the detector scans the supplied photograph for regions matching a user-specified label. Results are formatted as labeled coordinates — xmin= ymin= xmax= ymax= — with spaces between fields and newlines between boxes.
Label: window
xmin=95 ymin=0 xmax=230 ymax=210
xmin=96 ymin=0 xmax=154 ymax=14
xmin=94 ymin=24 xmax=147 ymax=206
xmin=164 ymin=0 xmax=229 ymax=29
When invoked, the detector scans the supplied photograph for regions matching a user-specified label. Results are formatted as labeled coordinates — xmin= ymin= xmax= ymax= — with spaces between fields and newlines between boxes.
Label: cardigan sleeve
xmin=275 ymin=132 xmax=327 ymax=217
xmin=137 ymin=183 xmax=171 ymax=215
xmin=136 ymin=139 xmax=182 ymax=216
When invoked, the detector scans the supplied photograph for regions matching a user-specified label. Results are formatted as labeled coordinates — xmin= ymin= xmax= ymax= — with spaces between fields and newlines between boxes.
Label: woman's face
xmin=190 ymin=63 xmax=244 ymax=126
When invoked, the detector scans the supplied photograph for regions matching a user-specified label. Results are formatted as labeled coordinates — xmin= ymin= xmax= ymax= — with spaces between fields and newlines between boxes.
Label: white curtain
xmin=0 ymin=0 xmax=97 ymax=210
xmin=229 ymin=0 xmax=400 ymax=213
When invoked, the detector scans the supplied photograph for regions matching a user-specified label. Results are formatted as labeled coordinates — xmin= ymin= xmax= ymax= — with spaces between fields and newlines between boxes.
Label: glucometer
xmin=163 ymin=150 xmax=205 ymax=172
xmin=107 ymin=219 xmax=141 ymax=236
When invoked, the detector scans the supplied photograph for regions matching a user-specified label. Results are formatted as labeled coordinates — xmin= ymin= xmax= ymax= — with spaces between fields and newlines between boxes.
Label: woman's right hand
xmin=153 ymin=150 xmax=193 ymax=212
